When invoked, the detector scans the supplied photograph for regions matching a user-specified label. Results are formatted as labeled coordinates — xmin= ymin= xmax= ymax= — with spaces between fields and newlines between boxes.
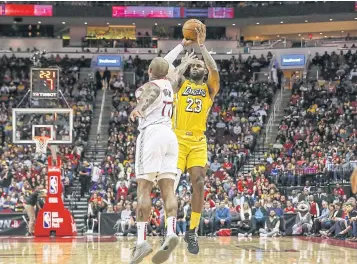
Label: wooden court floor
xmin=0 ymin=236 xmax=356 ymax=264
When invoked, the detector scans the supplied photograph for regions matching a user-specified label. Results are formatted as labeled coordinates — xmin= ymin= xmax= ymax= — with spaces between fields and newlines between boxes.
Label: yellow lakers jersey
xmin=173 ymin=80 xmax=212 ymax=133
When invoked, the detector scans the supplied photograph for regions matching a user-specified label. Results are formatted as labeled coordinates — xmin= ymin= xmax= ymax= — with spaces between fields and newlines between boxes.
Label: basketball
xmin=182 ymin=19 xmax=203 ymax=41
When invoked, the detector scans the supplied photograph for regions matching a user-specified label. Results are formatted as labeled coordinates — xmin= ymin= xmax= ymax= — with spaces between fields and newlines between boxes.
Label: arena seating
xmin=81 ymin=53 xmax=282 ymax=233
xmin=0 ymin=54 xmax=94 ymax=212
xmin=261 ymin=50 xmax=357 ymax=188
xmin=1 ymin=50 xmax=356 ymax=240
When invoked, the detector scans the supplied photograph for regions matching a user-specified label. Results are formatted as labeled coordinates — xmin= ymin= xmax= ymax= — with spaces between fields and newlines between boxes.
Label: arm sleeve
xmin=164 ymin=43 xmax=184 ymax=70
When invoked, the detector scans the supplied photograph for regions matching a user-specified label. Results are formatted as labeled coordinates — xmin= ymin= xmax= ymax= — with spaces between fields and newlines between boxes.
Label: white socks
xmin=167 ymin=216 xmax=177 ymax=236
xmin=137 ymin=222 xmax=147 ymax=244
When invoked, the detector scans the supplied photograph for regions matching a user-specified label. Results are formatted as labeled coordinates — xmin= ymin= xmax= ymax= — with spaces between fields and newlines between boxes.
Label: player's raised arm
xmin=167 ymin=51 xmax=197 ymax=93
xmin=196 ymin=25 xmax=220 ymax=100
xmin=129 ymin=82 xmax=160 ymax=122
xmin=164 ymin=38 xmax=194 ymax=71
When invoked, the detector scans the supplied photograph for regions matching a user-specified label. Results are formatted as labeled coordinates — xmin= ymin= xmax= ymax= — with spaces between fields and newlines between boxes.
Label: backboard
xmin=12 ymin=108 xmax=73 ymax=144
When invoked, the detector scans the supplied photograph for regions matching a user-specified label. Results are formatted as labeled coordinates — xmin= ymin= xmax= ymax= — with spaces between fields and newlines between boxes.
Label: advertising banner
xmin=0 ymin=213 xmax=27 ymax=236
xmin=281 ymin=54 xmax=305 ymax=67
xmin=112 ymin=6 xmax=233 ymax=19
xmin=0 ymin=4 xmax=52 ymax=16
xmin=208 ymin=7 xmax=234 ymax=18
xmin=99 ymin=213 xmax=121 ymax=235
xmin=96 ymin=55 xmax=122 ymax=67
xmin=182 ymin=8 xmax=208 ymax=18
xmin=112 ymin=6 xmax=181 ymax=18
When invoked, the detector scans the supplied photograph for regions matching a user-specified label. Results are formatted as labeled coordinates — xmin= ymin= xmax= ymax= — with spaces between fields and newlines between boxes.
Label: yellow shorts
xmin=174 ymin=129 xmax=208 ymax=172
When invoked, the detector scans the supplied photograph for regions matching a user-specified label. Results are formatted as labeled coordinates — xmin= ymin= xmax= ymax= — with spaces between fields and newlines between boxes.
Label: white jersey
xmin=135 ymin=79 xmax=174 ymax=131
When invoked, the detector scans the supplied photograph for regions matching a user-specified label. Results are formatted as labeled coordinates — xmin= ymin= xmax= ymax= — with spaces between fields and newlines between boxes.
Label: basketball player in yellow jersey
xmin=160 ymin=24 xmax=220 ymax=255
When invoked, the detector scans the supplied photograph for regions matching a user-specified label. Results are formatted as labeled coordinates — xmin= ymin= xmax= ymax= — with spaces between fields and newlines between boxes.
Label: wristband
xmin=199 ymin=44 xmax=204 ymax=48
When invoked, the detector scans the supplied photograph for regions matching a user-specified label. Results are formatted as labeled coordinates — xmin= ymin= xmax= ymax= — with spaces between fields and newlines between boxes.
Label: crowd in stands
xmin=1 ymin=49 xmax=356 ymax=240
xmin=259 ymin=50 xmax=357 ymax=188
xmin=84 ymin=52 xmax=280 ymax=233
xmin=83 ymin=50 xmax=357 ymax=239
xmin=0 ymin=53 xmax=95 ymax=212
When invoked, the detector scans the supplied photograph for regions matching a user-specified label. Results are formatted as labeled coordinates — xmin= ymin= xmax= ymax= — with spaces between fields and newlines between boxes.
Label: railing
xmin=267 ymin=165 xmax=355 ymax=187
xmin=303 ymin=52 xmax=312 ymax=81
xmin=87 ymin=82 xmax=107 ymax=162
xmin=264 ymin=54 xmax=282 ymax=145
xmin=264 ymin=91 xmax=282 ymax=145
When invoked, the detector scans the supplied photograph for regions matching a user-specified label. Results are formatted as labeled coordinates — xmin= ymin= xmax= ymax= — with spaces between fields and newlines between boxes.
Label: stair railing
xmin=265 ymin=82 xmax=283 ymax=145
xmin=90 ymin=84 xmax=108 ymax=162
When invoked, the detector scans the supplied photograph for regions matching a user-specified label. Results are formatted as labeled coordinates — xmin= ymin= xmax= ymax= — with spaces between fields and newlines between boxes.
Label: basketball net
xmin=33 ymin=136 xmax=57 ymax=162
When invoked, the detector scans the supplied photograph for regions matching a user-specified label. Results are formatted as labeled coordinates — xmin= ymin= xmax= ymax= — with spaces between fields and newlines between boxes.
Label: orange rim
xmin=33 ymin=136 xmax=51 ymax=144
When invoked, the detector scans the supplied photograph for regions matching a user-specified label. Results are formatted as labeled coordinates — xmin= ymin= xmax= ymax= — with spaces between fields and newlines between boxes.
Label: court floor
xmin=0 ymin=235 xmax=356 ymax=264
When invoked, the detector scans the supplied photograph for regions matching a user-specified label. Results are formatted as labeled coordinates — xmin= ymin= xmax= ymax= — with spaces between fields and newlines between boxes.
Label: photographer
xmin=237 ymin=212 xmax=254 ymax=237
xmin=24 ymin=188 xmax=47 ymax=236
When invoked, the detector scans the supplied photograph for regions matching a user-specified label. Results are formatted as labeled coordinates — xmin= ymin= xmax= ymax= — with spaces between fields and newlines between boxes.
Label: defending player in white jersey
xmin=129 ymin=52 xmax=196 ymax=264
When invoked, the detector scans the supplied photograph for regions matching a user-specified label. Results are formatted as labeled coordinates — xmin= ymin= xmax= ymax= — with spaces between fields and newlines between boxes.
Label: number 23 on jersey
xmin=185 ymin=98 xmax=202 ymax=113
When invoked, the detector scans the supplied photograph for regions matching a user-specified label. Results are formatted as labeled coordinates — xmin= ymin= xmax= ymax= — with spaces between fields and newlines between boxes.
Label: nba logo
xmin=49 ymin=176 xmax=58 ymax=194
xmin=43 ymin=212 xmax=51 ymax=228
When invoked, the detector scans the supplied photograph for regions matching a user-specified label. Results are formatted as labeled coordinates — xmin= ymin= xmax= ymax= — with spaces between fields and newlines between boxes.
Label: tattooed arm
xmin=167 ymin=51 xmax=196 ymax=93
xmin=196 ymin=25 xmax=220 ymax=100
xmin=129 ymin=82 xmax=160 ymax=122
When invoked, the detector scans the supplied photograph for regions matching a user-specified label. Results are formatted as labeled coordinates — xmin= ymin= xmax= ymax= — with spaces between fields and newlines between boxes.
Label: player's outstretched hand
xmin=129 ymin=109 xmax=145 ymax=122
xmin=181 ymin=51 xmax=197 ymax=64
xmin=196 ymin=24 xmax=206 ymax=46
xmin=182 ymin=38 xmax=195 ymax=47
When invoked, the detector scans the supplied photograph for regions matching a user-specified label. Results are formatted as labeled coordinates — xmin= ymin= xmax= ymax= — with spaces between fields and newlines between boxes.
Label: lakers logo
xmin=182 ymin=86 xmax=206 ymax=97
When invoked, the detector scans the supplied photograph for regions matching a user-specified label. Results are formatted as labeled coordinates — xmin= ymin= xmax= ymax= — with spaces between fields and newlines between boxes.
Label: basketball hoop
xmin=33 ymin=136 xmax=51 ymax=154
xmin=33 ymin=136 xmax=58 ymax=162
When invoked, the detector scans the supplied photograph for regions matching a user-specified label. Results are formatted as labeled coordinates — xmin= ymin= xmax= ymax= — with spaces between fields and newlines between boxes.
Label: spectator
xmin=237 ymin=212 xmax=254 ymax=237
xmin=312 ymin=201 xmax=330 ymax=235
xmin=259 ymin=210 xmax=280 ymax=237
xmin=284 ymin=200 xmax=296 ymax=214
xmin=199 ymin=202 xmax=214 ymax=236
xmin=215 ymin=201 xmax=231 ymax=232
xmin=103 ymin=67 xmax=111 ymax=89
xmin=118 ymin=201 xmax=132 ymax=235
xmin=270 ymin=200 xmax=284 ymax=217
xmin=85 ymin=201 xmax=100 ymax=233
xmin=240 ymin=202 xmax=252 ymax=220
xmin=252 ymin=201 xmax=267 ymax=231
xmin=79 ymin=161 xmax=91 ymax=198
xmin=176 ymin=200 xmax=187 ymax=236
xmin=210 ymin=159 xmax=221 ymax=173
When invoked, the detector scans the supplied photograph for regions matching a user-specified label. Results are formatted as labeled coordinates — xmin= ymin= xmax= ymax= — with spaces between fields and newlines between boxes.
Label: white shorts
xmin=135 ymin=124 xmax=178 ymax=182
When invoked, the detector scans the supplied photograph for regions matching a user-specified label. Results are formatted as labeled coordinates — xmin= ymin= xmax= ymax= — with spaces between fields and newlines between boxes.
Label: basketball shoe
xmin=184 ymin=229 xmax=199 ymax=254
xmin=151 ymin=233 xmax=179 ymax=264
xmin=129 ymin=241 xmax=153 ymax=264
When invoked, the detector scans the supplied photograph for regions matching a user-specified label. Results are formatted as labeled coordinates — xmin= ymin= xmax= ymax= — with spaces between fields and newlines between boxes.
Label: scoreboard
xmin=31 ymin=68 xmax=59 ymax=99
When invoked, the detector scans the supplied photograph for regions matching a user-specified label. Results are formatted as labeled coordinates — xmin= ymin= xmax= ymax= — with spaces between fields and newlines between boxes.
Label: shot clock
xmin=31 ymin=68 xmax=59 ymax=99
